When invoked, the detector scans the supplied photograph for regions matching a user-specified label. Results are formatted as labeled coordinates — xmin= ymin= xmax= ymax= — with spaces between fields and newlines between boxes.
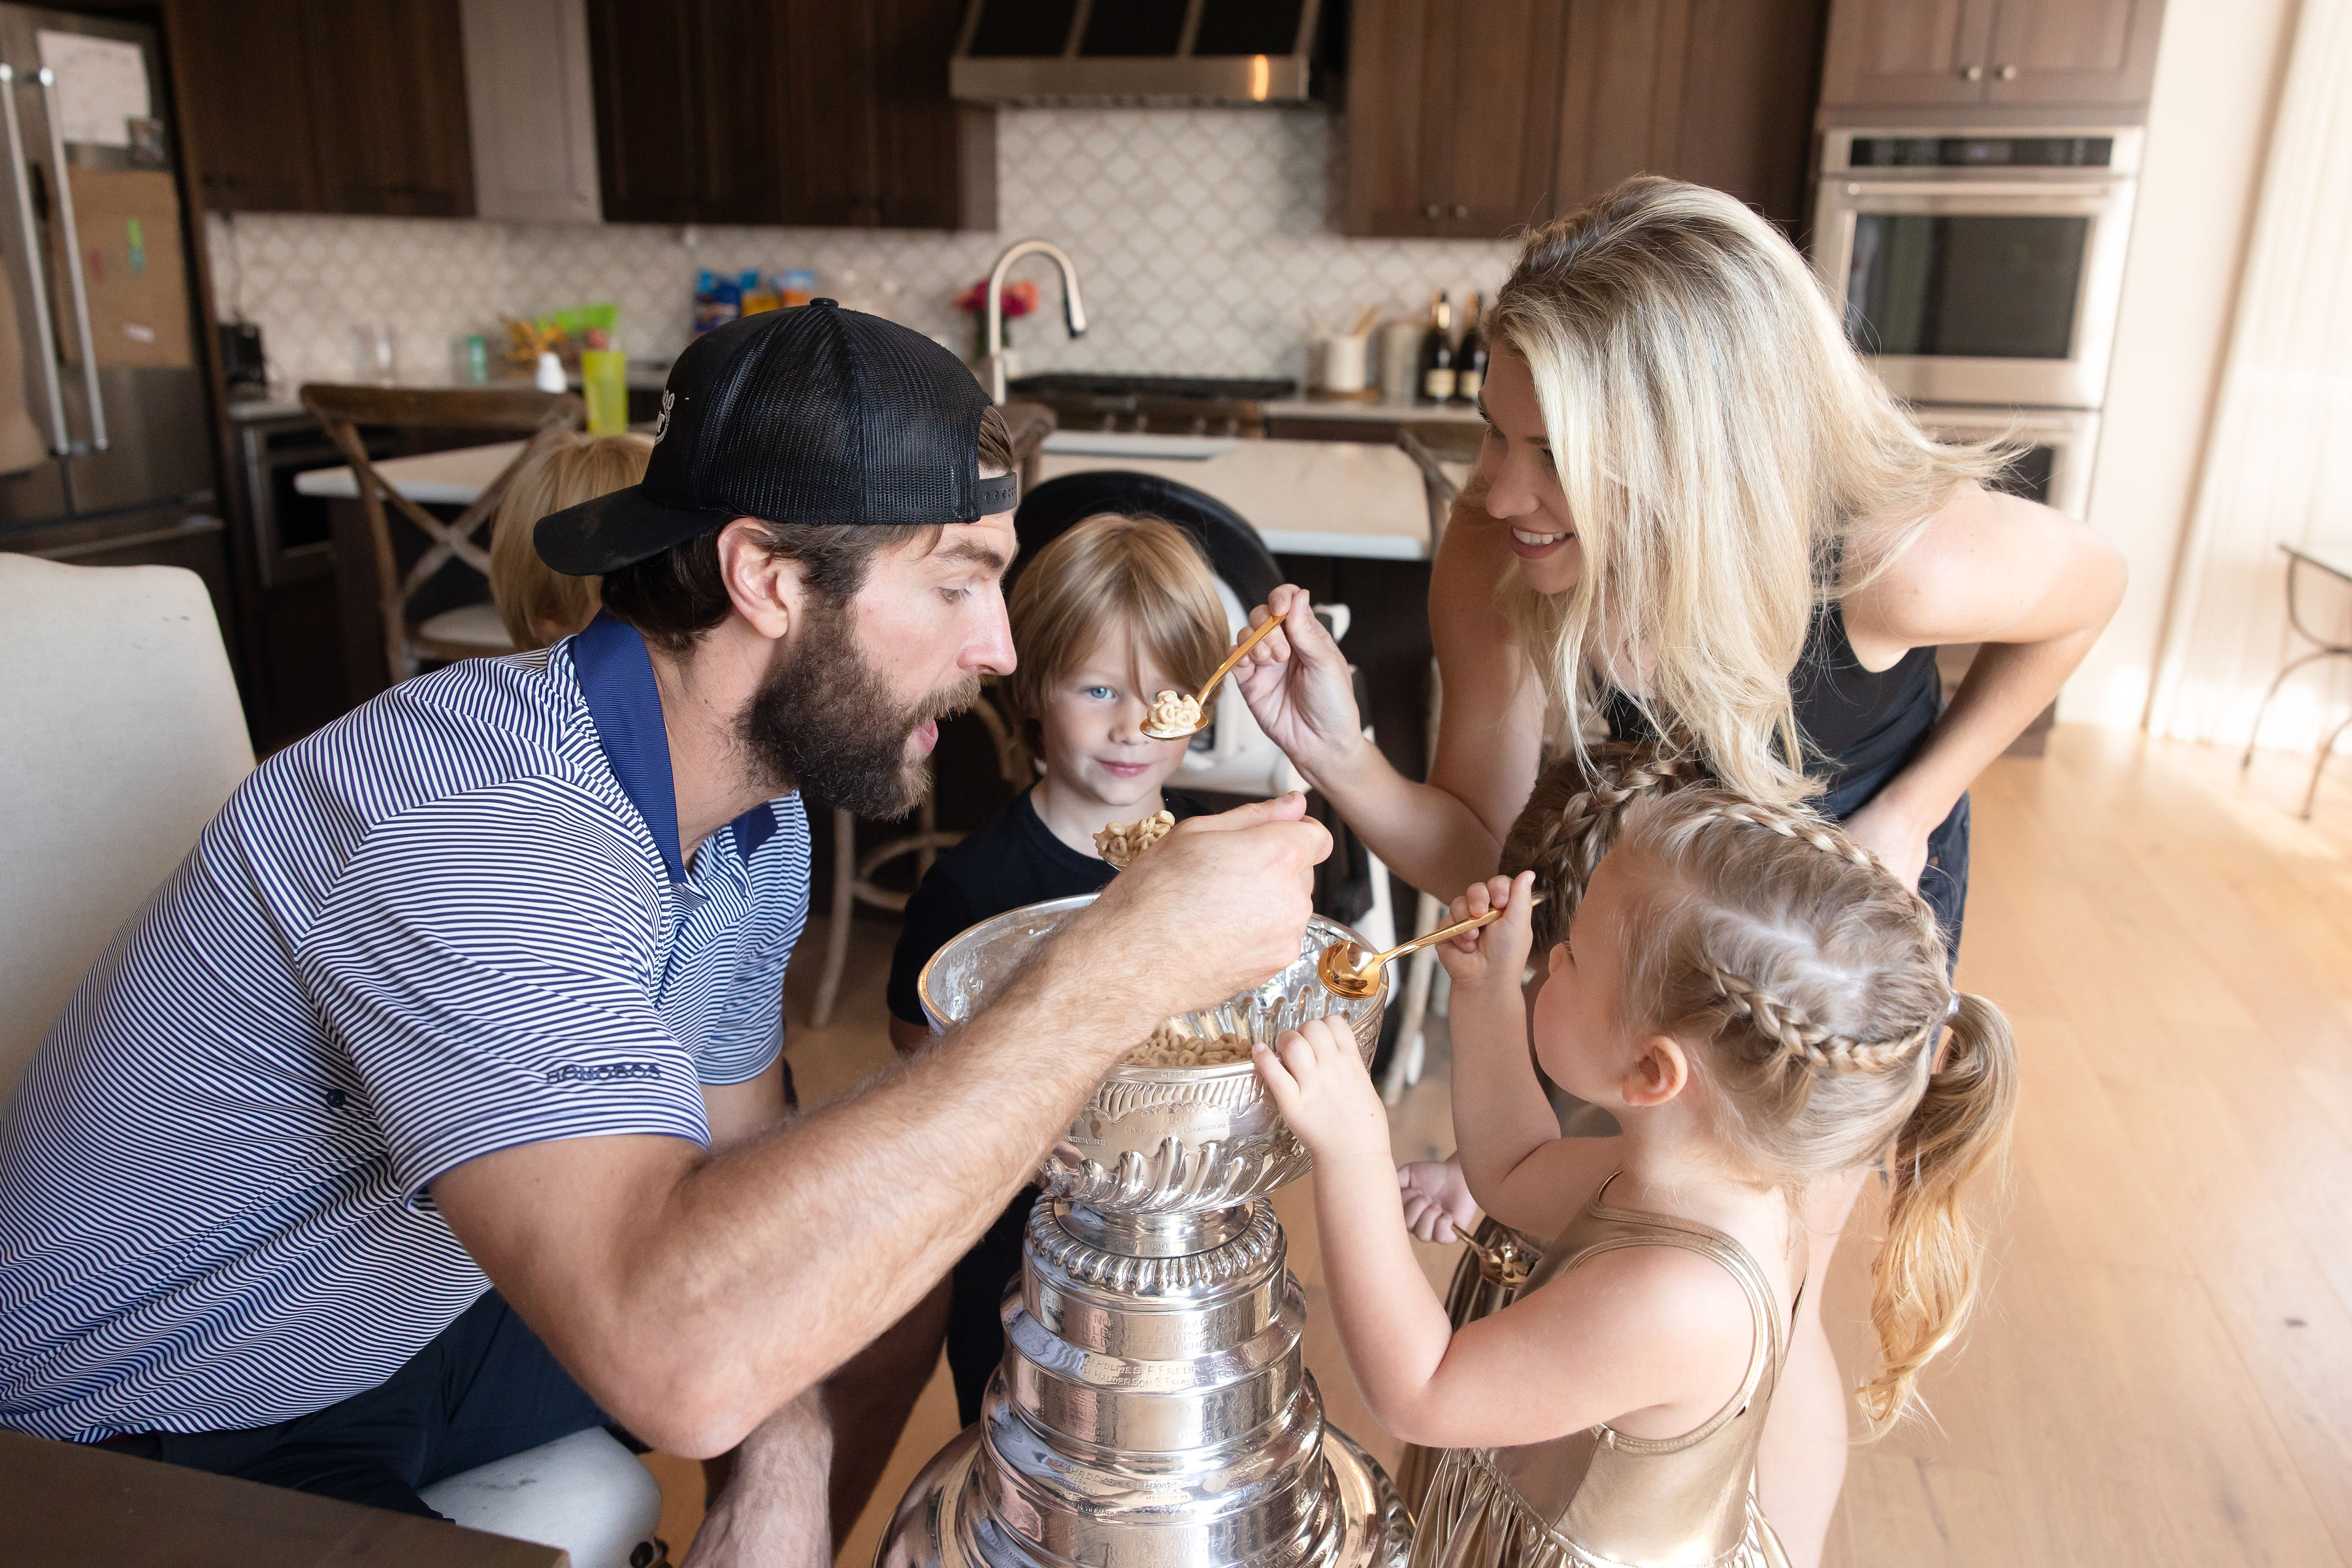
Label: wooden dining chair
xmin=300 ymin=384 xmax=584 ymax=688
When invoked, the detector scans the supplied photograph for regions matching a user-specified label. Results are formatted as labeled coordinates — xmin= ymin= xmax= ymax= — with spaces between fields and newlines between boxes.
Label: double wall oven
xmin=1812 ymin=127 xmax=2141 ymax=520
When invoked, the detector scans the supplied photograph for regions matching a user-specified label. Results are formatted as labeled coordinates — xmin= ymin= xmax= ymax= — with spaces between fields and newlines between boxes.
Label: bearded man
xmin=0 ymin=304 xmax=1328 ymax=1563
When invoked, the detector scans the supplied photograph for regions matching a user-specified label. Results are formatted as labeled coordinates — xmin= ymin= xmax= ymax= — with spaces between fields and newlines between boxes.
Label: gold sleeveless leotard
xmin=1407 ymin=1178 xmax=1797 ymax=1568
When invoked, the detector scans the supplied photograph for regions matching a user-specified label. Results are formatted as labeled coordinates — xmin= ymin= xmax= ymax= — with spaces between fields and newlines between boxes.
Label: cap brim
xmin=534 ymin=483 xmax=741 ymax=576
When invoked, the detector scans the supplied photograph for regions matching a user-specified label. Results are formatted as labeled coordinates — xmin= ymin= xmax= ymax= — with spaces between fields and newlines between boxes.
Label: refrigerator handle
xmin=0 ymin=65 xmax=68 ymax=455
xmin=36 ymin=68 xmax=103 ymax=451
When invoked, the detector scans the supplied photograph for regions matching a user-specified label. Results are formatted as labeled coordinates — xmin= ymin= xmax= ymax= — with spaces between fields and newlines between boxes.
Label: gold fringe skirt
xmin=1407 ymin=1448 xmax=1788 ymax=1568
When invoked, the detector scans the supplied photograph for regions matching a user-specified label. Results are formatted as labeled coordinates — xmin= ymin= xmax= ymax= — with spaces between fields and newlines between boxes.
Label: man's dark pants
xmin=101 ymin=1290 xmax=607 ymax=1518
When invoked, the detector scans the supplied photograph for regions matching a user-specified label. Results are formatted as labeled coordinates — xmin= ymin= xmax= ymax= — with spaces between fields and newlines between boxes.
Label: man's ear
xmin=713 ymin=518 xmax=802 ymax=642
xmin=1620 ymin=1034 xmax=1690 ymax=1108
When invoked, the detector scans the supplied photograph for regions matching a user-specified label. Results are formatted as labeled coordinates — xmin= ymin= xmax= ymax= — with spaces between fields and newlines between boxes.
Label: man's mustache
xmin=915 ymin=675 xmax=984 ymax=728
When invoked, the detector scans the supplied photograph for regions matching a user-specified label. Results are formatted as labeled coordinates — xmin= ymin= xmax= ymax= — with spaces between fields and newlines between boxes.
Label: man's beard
xmin=739 ymin=600 xmax=978 ymax=819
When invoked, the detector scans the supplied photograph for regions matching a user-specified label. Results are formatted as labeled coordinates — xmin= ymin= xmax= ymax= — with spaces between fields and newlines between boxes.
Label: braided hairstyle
xmin=1499 ymin=738 xmax=1700 ymax=953
xmin=1594 ymin=785 xmax=2016 ymax=1435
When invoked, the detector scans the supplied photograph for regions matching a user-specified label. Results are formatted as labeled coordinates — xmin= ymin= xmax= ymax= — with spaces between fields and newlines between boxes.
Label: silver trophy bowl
xmin=883 ymin=893 xmax=1411 ymax=1568
xmin=916 ymin=894 xmax=1390 ymax=1221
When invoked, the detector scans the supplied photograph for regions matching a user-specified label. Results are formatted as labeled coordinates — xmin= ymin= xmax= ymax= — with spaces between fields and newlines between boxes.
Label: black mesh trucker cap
xmin=534 ymin=300 xmax=1018 ymax=576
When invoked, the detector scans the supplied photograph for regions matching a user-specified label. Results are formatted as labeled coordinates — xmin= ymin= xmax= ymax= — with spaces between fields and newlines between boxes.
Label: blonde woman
xmin=1236 ymin=178 xmax=2123 ymax=1564
xmin=487 ymin=431 xmax=653 ymax=649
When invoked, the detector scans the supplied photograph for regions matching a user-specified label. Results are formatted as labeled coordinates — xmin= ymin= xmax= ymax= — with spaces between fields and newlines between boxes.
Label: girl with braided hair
xmin=1255 ymin=787 xmax=2016 ymax=1568
xmin=1236 ymin=177 xmax=2116 ymax=1560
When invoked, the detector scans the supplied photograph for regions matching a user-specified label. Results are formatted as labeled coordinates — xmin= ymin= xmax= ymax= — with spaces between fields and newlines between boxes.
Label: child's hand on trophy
xmin=1255 ymin=1015 xmax=1388 ymax=1167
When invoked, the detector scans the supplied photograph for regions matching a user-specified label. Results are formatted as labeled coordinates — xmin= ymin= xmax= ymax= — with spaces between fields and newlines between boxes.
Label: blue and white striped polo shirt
xmin=0 ymin=614 xmax=809 ymax=1443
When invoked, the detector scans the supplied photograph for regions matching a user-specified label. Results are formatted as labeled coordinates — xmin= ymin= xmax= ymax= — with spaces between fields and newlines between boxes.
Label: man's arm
xmin=434 ymin=796 xmax=1328 ymax=1458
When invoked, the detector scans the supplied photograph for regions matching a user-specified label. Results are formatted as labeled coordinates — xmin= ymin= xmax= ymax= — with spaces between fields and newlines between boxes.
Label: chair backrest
xmin=1397 ymin=421 xmax=1484 ymax=552
xmin=299 ymin=384 xmax=583 ymax=683
xmin=0 ymin=556 xmax=254 ymax=1096
xmin=1007 ymin=470 xmax=1296 ymax=794
xmin=1009 ymin=470 xmax=1282 ymax=609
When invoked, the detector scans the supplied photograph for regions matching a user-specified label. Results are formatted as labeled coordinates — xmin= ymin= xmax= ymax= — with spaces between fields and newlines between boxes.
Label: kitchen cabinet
xmin=585 ymin=0 xmax=781 ymax=225
xmin=173 ymin=0 xmax=321 ymax=213
xmin=1345 ymin=0 xmax=1569 ymax=239
xmin=461 ymin=0 xmax=601 ymax=221
xmin=173 ymin=0 xmax=475 ymax=216
xmin=1819 ymin=0 xmax=2164 ymax=112
xmin=302 ymin=0 xmax=476 ymax=216
xmin=587 ymin=0 xmax=990 ymax=229
xmin=1345 ymin=0 xmax=1827 ymax=240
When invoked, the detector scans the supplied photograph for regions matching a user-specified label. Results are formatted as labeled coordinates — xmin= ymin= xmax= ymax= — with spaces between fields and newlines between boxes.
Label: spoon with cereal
xmin=1316 ymin=894 xmax=1548 ymax=1000
xmin=1139 ymin=615 xmax=1290 ymax=740
xmin=1094 ymin=809 xmax=1175 ymax=870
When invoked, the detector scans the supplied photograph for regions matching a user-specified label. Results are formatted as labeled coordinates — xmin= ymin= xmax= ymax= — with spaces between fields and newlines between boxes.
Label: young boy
xmin=884 ymin=510 xmax=1232 ymax=1426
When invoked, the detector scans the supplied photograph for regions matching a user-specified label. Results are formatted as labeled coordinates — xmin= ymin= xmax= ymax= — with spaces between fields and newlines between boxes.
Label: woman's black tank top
xmin=1603 ymin=600 xmax=1940 ymax=815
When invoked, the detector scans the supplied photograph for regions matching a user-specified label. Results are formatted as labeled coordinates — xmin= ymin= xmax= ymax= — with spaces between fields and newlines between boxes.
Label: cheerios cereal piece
xmin=1121 ymin=1017 xmax=1256 ymax=1068
xmin=1145 ymin=690 xmax=1202 ymax=736
xmin=1094 ymin=809 xmax=1175 ymax=870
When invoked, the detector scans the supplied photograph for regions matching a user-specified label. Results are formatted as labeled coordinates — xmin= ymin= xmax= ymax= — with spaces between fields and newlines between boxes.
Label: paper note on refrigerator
xmin=37 ymin=31 xmax=149 ymax=149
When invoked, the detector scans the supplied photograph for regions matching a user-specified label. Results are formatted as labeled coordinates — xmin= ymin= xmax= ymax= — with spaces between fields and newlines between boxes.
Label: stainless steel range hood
xmin=951 ymin=0 xmax=1331 ymax=108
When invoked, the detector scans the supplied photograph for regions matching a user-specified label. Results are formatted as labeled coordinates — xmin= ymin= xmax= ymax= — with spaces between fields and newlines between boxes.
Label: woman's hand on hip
xmin=1232 ymin=585 xmax=1365 ymax=777
xmin=1839 ymin=794 xmax=1933 ymax=892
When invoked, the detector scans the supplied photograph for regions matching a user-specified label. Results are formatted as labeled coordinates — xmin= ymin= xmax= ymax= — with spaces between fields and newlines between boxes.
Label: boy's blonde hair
xmin=1505 ymin=749 xmax=2016 ymax=1435
xmin=491 ymin=432 xmax=655 ymax=650
xmin=1001 ymin=513 xmax=1228 ymax=760
xmin=1487 ymin=176 xmax=2012 ymax=806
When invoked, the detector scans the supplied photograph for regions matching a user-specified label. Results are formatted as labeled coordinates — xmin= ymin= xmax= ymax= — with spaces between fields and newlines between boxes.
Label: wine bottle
xmin=1456 ymin=293 xmax=1488 ymax=405
xmin=1418 ymin=291 xmax=1456 ymax=404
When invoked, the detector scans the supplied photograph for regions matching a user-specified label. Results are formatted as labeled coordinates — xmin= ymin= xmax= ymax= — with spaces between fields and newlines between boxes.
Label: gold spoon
xmin=1316 ymin=894 xmax=1548 ymax=1000
xmin=1140 ymin=615 xmax=1289 ymax=740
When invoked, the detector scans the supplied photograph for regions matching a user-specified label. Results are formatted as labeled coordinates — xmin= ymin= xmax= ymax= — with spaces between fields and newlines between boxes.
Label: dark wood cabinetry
xmin=589 ymin=0 xmax=992 ymax=229
xmin=174 ymin=0 xmax=320 ymax=212
xmin=1346 ymin=0 xmax=1827 ymax=240
xmin=301 ymin=1 xmax=476 ymax=216
xmin=174 ymin=0 xmax=474 ymax=216
xmin=1820 ymin=0 xmax=2164 ymax=111
xmin=586 ymin=0 xmax=782 ymax=224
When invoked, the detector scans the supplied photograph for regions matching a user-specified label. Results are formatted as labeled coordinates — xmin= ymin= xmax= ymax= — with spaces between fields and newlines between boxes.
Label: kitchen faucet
xmin=984 ymin=238 xmax=1087 ymax=405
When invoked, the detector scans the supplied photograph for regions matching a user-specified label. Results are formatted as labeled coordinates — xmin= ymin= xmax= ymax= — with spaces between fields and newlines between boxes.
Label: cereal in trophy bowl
xmin=1145 ymin=689 xmax=1203 ymax=736
xmin=1094 ymin=809 xmax=1175 ymax=870
xmin=1122 ymin=1017 xmax=1256 ymax=1068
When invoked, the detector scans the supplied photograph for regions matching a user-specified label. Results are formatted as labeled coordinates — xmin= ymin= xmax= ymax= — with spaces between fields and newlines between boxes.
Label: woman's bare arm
xmin=1838 ymin=485 xmax=2126 ymax=883
xmin=1234 ymin=510 xmax=1544 ymax=898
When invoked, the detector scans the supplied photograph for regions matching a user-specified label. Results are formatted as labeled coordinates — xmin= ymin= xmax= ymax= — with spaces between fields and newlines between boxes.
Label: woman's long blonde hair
xmin=1506 ymin=749 xmax=2016 ymax=1432
xmin=1487 ymin=176 xmax=2010 ymax=805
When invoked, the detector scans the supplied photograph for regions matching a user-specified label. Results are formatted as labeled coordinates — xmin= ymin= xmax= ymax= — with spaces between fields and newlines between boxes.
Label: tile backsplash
xmin=206 ymin=107 xmax=1521 ymax=390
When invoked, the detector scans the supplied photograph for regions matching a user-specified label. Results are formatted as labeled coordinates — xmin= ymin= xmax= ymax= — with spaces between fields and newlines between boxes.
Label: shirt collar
xmin=569 ymin=613 xmax=777 ymax=882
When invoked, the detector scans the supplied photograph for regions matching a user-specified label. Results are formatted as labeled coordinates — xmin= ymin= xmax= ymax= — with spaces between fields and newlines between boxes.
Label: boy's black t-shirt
xmin=885 ymin=786 xmax=1209 ymax=1027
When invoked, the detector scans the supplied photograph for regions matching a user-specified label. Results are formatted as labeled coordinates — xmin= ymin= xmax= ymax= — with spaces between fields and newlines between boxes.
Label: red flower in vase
xmin=956 ymin=279 xmax=1037 ymax=317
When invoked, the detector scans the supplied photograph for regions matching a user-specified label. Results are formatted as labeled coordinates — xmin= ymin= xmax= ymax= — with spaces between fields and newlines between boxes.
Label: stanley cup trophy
xmin=878 ymin=894 xmax=1413 ymax=1568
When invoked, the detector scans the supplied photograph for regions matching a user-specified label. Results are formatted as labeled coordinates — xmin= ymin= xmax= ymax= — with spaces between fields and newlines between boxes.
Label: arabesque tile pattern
xmin=206 ymin=108 xmax=1520 ymax=389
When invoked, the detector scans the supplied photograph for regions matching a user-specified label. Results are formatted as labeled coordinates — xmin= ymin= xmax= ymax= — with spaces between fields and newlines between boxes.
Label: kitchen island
xmin=299 ymin=431 xmax=1443 ymax=561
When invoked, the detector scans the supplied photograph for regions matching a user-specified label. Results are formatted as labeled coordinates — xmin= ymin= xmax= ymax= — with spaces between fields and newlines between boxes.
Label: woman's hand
xmin=1398 ymin=1154 xmax=1478 ymax=1243
xmin=1232 ymin=585 xmax=1366 ymax=778
xmin=1433 ymin=872 xmax=1538 ymax=996
xmin=1256 ymin=1016 xmax=1392 ymax=1166
xmin=1838 ymin=794 xmax=1932 ymax=893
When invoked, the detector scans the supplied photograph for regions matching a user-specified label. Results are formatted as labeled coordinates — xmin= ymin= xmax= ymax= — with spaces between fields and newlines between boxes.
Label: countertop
xmin=229 ymin=365 xmax=674 ymax=423
xmin=297 ymin=431 xmax=1443 ymax=561
xmin=1259 ymin=397 xmax=1483 ymax=425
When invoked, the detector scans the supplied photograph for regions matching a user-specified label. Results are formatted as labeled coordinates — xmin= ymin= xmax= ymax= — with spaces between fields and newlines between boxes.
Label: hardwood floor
xmin=644 ymin=726 xmax=2352 ymax=1567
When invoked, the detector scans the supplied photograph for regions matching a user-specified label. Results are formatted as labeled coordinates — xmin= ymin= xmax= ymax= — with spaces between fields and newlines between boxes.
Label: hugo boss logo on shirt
xmin=546 ymin=1062 xmax=663 ymax=1084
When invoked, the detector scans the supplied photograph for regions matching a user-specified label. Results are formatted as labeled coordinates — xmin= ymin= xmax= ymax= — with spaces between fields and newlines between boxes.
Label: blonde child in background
xmin=876 ymin=510 xmax=1233 ymax=1426
xmin=487 ymin=432 xmax=653 ymax=650
xmin=1256 ymin=778 xmax=2017 ymax=1568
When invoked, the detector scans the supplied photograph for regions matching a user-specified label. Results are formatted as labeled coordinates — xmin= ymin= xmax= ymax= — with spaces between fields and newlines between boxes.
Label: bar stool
xmin=2242 ymin=540 xmax=2352 ymax=818
xmin=301 ymin=384 xmax=583 ymax=693
xmin=1380 ymin=421 xmax=1484 ymax=1103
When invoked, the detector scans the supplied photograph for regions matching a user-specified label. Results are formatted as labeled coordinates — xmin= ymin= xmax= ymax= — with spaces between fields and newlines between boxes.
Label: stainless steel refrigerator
xmin=0 ymin=6 xmax=221 ymax=600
